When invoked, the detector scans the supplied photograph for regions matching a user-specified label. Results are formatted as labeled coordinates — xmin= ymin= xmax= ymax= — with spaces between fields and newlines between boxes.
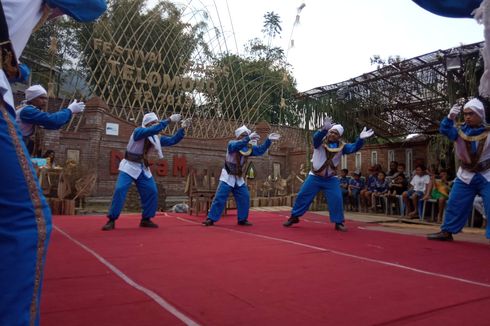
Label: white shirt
xmin=118 ymin=159 xmax=152 ymax=179
xmin=410 ymin=174 xmax=430 ymax=192
xmin=219 ymin=168 xmax=245 ymax=188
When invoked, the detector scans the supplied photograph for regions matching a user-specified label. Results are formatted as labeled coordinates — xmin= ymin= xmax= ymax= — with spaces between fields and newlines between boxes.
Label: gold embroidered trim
xmin=322 ymin=141 xmax=345 ymax=153
xmin=457 ymin=129 xmax=490 ymax=142
xmin=0 ymin=103 xmax=47 ymax=326
xmin=239 ymin=144 xmax=253 ymax=156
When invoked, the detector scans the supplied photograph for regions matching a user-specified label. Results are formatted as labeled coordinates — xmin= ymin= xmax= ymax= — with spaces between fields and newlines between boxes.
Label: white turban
xmin=142 ymin=112 xmax=159 ymax=127
xmin=141 ymin=112 xmax=163 ymax=159
xmin=25 ymin=85 xmax=47 ymax=102
xmin=329 ymin=124 xmax=344 ymax=136
xmin=464 ymin=98 xmax=485 ymax=121
xmin=235 ymin=125 xmax=251 ymax=138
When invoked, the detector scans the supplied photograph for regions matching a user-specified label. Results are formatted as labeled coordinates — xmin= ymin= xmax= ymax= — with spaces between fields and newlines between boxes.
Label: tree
xmin=203 ymin=11 xmax=298 ymax=126
xmin=73 ymin=0 xmax=209 ymax=121
xmin=22 ymin=19 xmax=80 ymax=97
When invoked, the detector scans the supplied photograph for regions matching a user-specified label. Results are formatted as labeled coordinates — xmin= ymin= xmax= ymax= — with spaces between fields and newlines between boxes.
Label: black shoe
xmin=202 ymin=218 xmax=214 ymax=226
xmin=102 ymin=219 xmax=115 ymax=231
xmin=140 ymin=219 xmax=158 ymax=228
xmin=283 ymin=217 xmax=299 ymax=227
xmin=335 ymin=223 xmax=347 ymax=232
xmin=237 ymin=220 xmax=253 ymax=226
xmin=427 ymin=231 xmax=453 ymax=241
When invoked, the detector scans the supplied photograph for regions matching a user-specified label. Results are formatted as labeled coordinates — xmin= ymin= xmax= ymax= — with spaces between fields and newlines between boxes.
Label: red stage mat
xmin=41 ymin=211 xmax=490 ymax=325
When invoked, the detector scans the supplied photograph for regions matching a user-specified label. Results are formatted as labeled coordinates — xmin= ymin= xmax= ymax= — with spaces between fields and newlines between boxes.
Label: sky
xmin=167 ymin=0 xmax=484 ymax=92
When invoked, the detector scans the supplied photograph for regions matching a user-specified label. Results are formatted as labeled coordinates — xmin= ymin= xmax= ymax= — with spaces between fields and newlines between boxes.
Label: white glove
xmin=447 ymin=104 xmax=461 ymax=120
xmin=181 ymin=118 xmax=192 ymax=128
xmin=360 ymin=127 xmax=374 ymax=139
xmin=249 ymin=131 xmax=260 ymax=140
xmin=268 ymin=133 xmax=281 ymax=141
xmin=68 ymin=100 xmax=85 ymax=114
xmin=322 ymin=115 xmax=333 ymax=130
xmin=169 ymin=114 xmax=182 ymax=122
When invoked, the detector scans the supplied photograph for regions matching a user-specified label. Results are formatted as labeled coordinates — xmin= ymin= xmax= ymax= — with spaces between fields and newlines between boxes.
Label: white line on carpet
xmin=175 ymin=216 xmax=490 ymax=289
xmin=53 ymin=225 xmax=200 ymax=326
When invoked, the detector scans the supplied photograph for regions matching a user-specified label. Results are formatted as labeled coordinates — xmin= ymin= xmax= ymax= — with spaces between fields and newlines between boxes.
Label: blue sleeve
xmin=342 ymin=138 xmax=364 ymax=155
xmin=313 ymin=129 xmax=327 ymax=148
xmin=228 ymin=137 xmax=251 ymax=152
xmin=133 ymin=119 xmax=169 ymax=141
xmin=411 ymin=0 xmax=481 ymax=19
xmin=46 ymin=0 xmax=107 ymax=22
xmin=251 ymin=138 xmax=272 ymax=156
xmin=20 ymin=106 xmax=72 ymax=130
xmin=439 ymin=117 xmax=458 ymax=141
xmin=160 ymin=128 xmax=185 ymax=147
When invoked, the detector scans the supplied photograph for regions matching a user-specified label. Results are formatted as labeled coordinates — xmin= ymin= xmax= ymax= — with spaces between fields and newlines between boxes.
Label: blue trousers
xmin=291 ymin=174 xmax=344 ymax=223
xmin=442 ymin=174 xmax=490 ymax=238
xmin=0 ymin=104 xmax=52 ymax=326
xmin=208 ymin=181 xmax=250 ymax=222
xmin=108 ymin=171 xmax=158 ymax=220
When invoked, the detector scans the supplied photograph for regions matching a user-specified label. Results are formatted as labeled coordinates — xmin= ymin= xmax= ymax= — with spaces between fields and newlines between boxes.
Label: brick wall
xmin=24 ymin=94 xmax=431 ymax=203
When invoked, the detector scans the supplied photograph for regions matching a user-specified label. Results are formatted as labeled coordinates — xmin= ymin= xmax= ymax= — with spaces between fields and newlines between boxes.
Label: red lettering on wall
xmin=110 ymin=150 xmax=124 ymax=174
xmin=173 ymin=155 xmax=187 ymax=177
xmin=156 ymin=160 xmax=168 ymax=176
xmin=109 ymin=150 xmax=186 ymax=178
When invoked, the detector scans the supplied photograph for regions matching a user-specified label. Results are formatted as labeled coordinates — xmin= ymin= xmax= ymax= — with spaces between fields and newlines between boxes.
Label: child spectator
xmin=360 ymin=166 xmax=378 ymax=212
xmin=387 ymin=173 xmax=408 ymax=214
xmin=386 ymin=161 xmax=398 ymax=179
xmin=402 ymin=164 xmax=431 ymax=218
xmin=370 ymin=171 xmax=390 ymax=212
xmin=339 ymin=168 xmax=350 ymax=204
xmin=423 ymin=169 xmax=452 ymax=223
xmin=348 ymin=171 xmax=364 ymax=211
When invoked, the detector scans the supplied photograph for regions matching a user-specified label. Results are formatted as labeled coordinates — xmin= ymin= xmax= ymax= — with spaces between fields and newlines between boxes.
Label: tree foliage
xmin=205 ymin=11 xmax=298 ymax=126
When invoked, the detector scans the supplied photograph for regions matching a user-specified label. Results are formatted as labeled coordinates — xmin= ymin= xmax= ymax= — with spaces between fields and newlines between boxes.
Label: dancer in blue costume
xmin=428 ymin=98 xmax=490 ymax=241
xmin=0 ymin=1 xmax=106 ymax=325
xmin=102 ymin=112 xmax=189 ymax=231
xmin=283 ymin=117 xmax=374 ymax=231
xmin=16 ymin=84 xmax=85 ymax=155
xmin=202 ymin=125 xmax=281 ymax=226
xmin=412 ymin=0 xmax=483 ymax=18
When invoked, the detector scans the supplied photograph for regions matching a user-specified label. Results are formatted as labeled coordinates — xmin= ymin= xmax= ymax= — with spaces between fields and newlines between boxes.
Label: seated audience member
xmin=370 ymin=171 xmax=389 ymax=212
xmin=387 ymin=173 xmax=408 ymax=213
xmin=392 ymin=162 xmax=408 ymax=179
xmin=339 ymin=168 xmax=350 ymax=203
xmin=410 ymin=158 xmax=426 ymax=177
xmin=386 ymin=161 xmax=398 ymax=180
xmin=402 ymin=164 xmax=431 ymax=218
xmin=42 ymin=150 xmax=56 ymax=168
xmin=360 ymin=166 xmax=378 ymax=212
xmin=423 ymin=169 xmax=452 ymax=223
xmin=348 ymin=171 xmax=364 ymax=211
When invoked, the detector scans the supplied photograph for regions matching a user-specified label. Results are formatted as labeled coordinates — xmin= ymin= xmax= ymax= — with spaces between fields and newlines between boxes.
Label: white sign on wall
xmin=106 ymin=122 xmax=119 ymax=136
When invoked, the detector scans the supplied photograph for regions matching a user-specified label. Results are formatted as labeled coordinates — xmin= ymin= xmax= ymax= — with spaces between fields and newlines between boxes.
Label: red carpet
xmin=41 ymin=211 xmax=490 ymax=325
